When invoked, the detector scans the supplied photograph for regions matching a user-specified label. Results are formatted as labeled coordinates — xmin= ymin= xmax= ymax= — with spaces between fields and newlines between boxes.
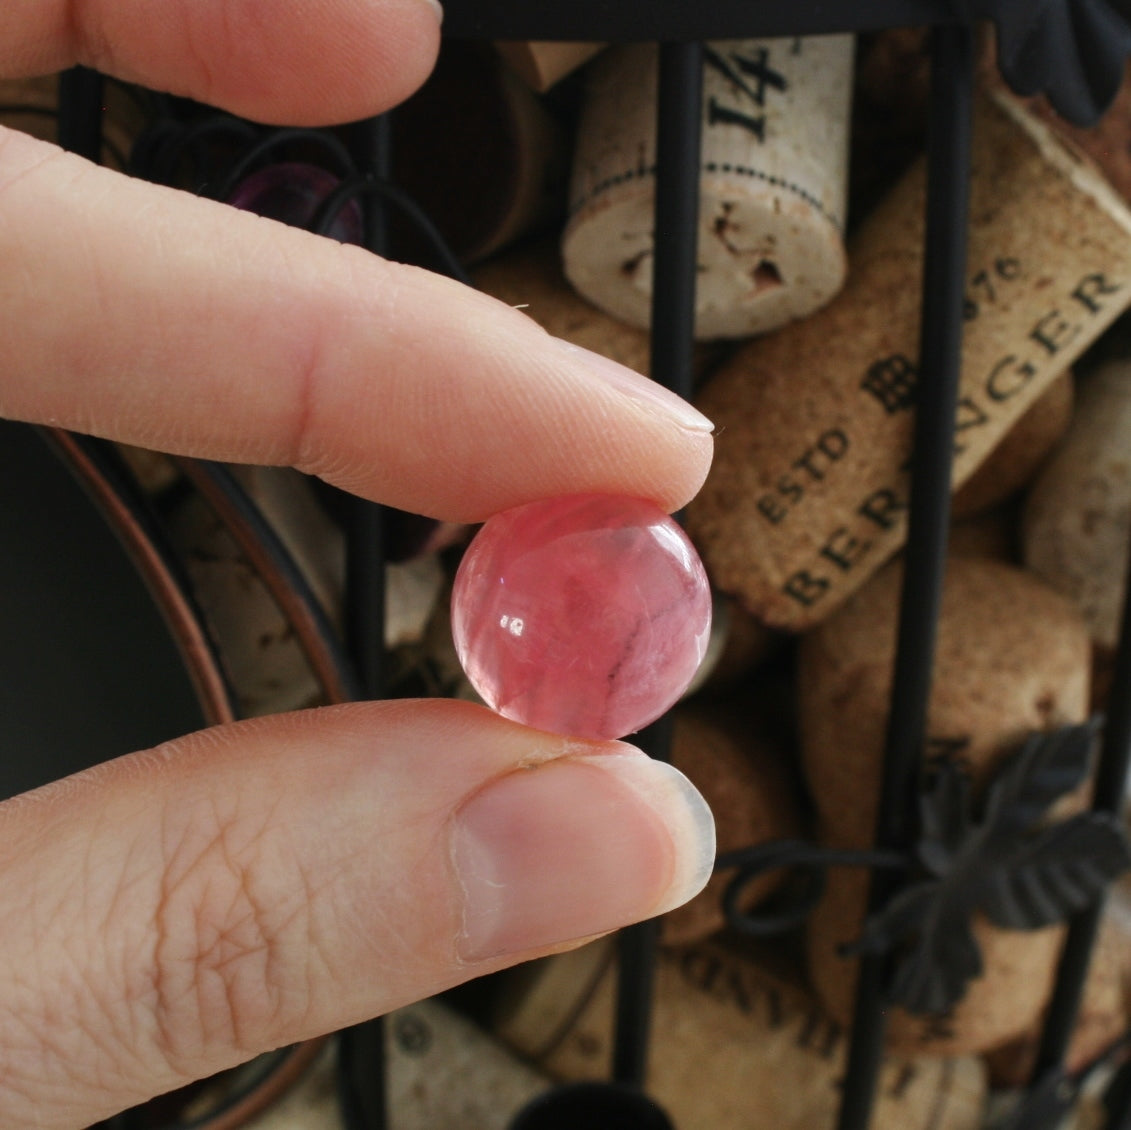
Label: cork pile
xmin=461 ymin=31 xmax=1131 ymax=1130
xmin=9 ymin=26 xmax=1131 ymax=1130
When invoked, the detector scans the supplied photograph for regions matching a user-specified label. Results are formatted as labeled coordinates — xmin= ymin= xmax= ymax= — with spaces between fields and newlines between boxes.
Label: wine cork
xmin=1072 ymin=1095 xmax=1113 ymax=1130
xmin=947 ymin=507 xmax=1019 ymax=562
xmin=385 ymin=1001 xmax=550 ymax=1130
xmin=169 ymin=468 xmax=442 ymax=715
xmin=663 ymin=705 xmax=802 ymax=945
xmin=114 ymin=443 xmax=181 ymax=496
xmin=562 ymin=36 xmax=853 ymax=341
xmin=495 ymin=41 xmax=606 ymax=92
xmin=800 ymin=555 xmax=1092 ymax=1054
xmin=952 ymin=367 xmax=1074 ymax=518
xmin=494 ymin=938 xmax=987 ymax=1130
xmin=236 ymin=1001 xmax=549 ymax=1129
xmin=472 ymin=238 xmax=722 ymax=382
xmin=221 ymin=471 xmax=444 ymax=653
xmin=1022 ymin=357 xmax=1131 ymax=652
xmin=690 ymin=594 xmax=783 ymax=693
xmin=391 ymin=42 xmax=567 ymax=264
xmin=984 ymin=907 xmax=1131 ymax=1087
xmin=990 ymin=46 xmax=1131 ymax=206
xmin=169 ymin=476 xmax=330 ymax=717
xmin=687 ymin=90 xmax=1131 ymax=632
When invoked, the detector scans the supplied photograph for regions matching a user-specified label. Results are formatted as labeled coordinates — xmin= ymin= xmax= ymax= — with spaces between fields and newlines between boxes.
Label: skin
xmin=0 ymin=3 xmax=717 ymax=1126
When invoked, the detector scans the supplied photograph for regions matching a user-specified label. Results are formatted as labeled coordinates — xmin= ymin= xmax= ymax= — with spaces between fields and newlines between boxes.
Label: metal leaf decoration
xmin=848 ymin=721 xmax=1131 ymax=1016
xmin=981 ymin=814 xmax=1131 ymax=929
xmin=851 ymin=878 xmax=984 ymax=1016
xmin=973 ymin=0 xmax=1131 ymax=126
xmin=980 ymin=722 xmax=1098 ymax=839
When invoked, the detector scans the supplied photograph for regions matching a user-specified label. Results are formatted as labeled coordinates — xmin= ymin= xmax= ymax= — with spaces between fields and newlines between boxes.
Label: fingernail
xmin=451 ymin=749 xmax=715 ymax=961
xmin=417 ymin=0 xmax=444 ymax=23
xmin=556 ymin=340 xmax=715 ymax=433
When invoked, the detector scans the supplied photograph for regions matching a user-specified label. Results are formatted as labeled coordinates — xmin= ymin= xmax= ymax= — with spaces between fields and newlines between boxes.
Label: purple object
xmin=227 ymin=161 xmax=364 ymax=243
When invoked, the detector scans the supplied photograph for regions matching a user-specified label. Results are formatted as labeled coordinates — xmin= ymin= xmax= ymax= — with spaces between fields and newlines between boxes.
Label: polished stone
xmin=452 ymin=495 xmax=712 ymax=740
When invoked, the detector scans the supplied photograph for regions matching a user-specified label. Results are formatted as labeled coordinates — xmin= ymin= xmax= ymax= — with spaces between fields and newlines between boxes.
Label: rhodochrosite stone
xmin=452 ymin=495 xmax=712 ymax=740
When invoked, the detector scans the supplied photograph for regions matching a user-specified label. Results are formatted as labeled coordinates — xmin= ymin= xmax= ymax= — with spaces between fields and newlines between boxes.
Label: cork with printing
xmin=494 ymin=938 xmax=987 ymax=1130
xmin=562 ymin=35 xmax=853 ymax=341
xmin=800 ymin=555 xmax=1091 ymax=1054
xmin=688 ymin=90 xmax=1131 ymax=632
xmin=951 ymin=367 xmax=1074 ymax=518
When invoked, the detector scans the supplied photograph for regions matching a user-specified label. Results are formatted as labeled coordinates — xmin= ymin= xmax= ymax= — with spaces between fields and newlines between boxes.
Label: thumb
xmin=0 ymin=699 xmax=714 ymax=1128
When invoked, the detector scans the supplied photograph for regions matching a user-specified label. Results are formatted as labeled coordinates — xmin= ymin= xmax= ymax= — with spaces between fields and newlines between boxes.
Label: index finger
xmin=0 ymin=0 xmax=442 ymax=125
xmin=0 ymin=130 xmax=714 ymax=520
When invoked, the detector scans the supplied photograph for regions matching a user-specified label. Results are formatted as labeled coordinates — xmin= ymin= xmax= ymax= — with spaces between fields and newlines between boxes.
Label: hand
xmin=0 ymin=2 xmax=717 ymax=1126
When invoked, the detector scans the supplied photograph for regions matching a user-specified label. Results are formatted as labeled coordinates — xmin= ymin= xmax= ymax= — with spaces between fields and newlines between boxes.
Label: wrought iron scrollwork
xmin=715 ymin=840 xmax=909 ymax=938
xmin=717 ymin=720 xmax=1131 ymax=1017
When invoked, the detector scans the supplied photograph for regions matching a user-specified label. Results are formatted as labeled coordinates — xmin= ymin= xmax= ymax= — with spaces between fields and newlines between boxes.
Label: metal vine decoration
xmin=844 ymin=721 xmax=1131 ymax=1015
xmin=719 ymin=721 xmax=1131 ymax=1017
xmin=976 ymin=0 xmax=1131 ymax=126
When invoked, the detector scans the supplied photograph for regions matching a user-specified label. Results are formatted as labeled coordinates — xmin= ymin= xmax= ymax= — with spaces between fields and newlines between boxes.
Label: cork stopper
xmin=1023 ymin=355 xmax=1131 ymax=651
xmin=688 ymin=89 xmax=1131 ymax=632
xmin=663 ymin=704 xmax=802 ymax=946
xmin=952 ymin=367 xmax=1074 ymax=518
xmin=471 ymin=238 xmax=721 ymax=381
xmin=562 ymin=36 xmax=853 ymax=341
xmin=800 ymin=554 xmax=1092 ymax=1054
xmin=494 ymin=41 xmax=606 ymax=92
xmin=493 ymin=938 xmax=988 ymax=1130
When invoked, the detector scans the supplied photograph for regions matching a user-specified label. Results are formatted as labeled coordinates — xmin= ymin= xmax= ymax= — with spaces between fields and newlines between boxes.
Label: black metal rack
xmin=49 ymin=2 xmax=1131 ymax=1128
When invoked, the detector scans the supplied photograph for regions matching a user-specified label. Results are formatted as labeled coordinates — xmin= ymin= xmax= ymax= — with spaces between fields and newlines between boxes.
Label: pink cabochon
xmin=452 ymin=495 xmax=712 ymax=740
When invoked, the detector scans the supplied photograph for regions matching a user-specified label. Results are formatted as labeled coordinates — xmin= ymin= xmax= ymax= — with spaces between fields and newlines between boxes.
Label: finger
xmin=0 ymin=130 xmax=715 ymax=519
xmin=0 ymin=700 xmax=714 ymax=1128
xmin=1 ymin=0 xmax=442 ymax=126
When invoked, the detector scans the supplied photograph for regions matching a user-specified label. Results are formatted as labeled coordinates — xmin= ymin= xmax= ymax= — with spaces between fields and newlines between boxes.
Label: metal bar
xmin=836 ymin=22 xmax=975 ymax=1130
xmin=1030 ymin=529 xmax=1131 ymax=1078
xmin=612 ymin=41 xmax=703 ymax=1091
xmin=612 ymin=916 xmax=664 ymax=1088
xmin=57 ymin=67 xmax=104 ymax=161
xmin=439 ymin=0 xmax=955 ymax=43
xmin=647 ymin=43 xmax=704 ymax=408
xmin=337 ymin=1020 xmax=388 ymax=1130
xmin=339 ymin=112 xmax=392 ymax=1130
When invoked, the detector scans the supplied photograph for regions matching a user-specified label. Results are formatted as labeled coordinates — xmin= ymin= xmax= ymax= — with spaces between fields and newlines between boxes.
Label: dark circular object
xmin=510 ymin=1083 xmax=675 ymax=1130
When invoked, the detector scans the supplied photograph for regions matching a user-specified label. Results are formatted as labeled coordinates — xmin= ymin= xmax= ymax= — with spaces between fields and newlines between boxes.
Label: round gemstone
xmin=227 ymin=162 xmax=364 ymax=244
xmin=451 ymin=495 xmax=712 ymax=740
